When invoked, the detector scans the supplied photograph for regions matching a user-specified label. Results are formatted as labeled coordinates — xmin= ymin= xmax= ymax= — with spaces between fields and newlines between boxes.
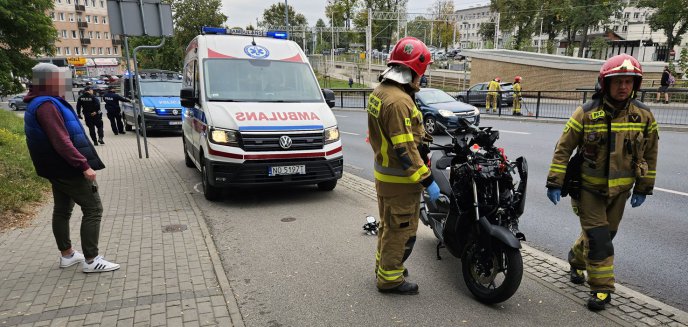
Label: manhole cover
xmin=162 ymin=224 xmax=188 ymax=233
xmin=280 ymin=217 xmax=296 ymax=222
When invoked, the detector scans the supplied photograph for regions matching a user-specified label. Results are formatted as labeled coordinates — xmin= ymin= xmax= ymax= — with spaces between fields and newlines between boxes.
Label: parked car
xmin=8 ymin=94 xmax=28 ymax=111
xmin=447 ymin=49 xmax=465 ymax=60
xmin=72 ymin=77 xmax=89 ymax=88
xmin=455 ymin=82 xmax=514 ymax=107
xmin=415 ymin=88 xmax=480 ymax=135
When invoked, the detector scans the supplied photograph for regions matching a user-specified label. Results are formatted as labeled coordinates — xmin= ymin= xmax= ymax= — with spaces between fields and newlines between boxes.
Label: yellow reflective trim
xmin=588 ymin=273 xmax=614 ymax=279
xmin=391 ymin=133 xmax=414 ymax=145
xmin=647 ymin=170 xmax=656 ymax=175
xmin=412 ymin=106 xmax=422 ymax=118
xmin=582 ymin=174 xmax=607 ymax=185
xmin=550 ymin=168 xmax=566 ymax=174
xmin=612 ymin=127 xmax=644 ymax=132
xmin=641 ymin=175 xmax=656 ymax=179
xmin=374 ymin=165 xmax=429 ymax=183
xmin=377 ymin=272 xmax=403 ymax=281
xmin=378 ymin=126 xmax=389 ymax=167
xmin=377 ymin=267 xmax=404 ymax=281
xmin=568 ymin=118 xmax=583 ymax=130
xmin=551 ymin=164 xmax=567 ymax=169
xmin=375 ymin=251 xmax=380 ymax=260
xmin=589 ymin=265 xmax=614 ymax=272
xmin=608 ymin=177 xmax=635 ymax=187
xmin=566 ymin=122 xmax=582 ymax=132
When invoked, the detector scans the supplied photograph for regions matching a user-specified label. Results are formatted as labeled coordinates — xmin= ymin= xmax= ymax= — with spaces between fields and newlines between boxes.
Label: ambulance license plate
xmin=269 ymin=165 xmax=306 ymax=176
xmin=169 ymin=121 xmax=183 ymax=125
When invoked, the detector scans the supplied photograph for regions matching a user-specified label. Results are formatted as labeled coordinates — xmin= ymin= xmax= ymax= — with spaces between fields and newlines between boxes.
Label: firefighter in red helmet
xmin=546 ymin=54 xmax=659 ymax=311
xmin=367 ymin=37 xmax=438 ymax=295
xmin=486 ymin=77 xmax=502 ymax=113
xmin=512 ymin=76 xmax=522 ymax=116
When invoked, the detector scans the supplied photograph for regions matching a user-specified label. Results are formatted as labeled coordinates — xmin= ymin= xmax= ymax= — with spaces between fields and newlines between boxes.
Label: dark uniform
xmin=103 ymin=90 xmax=130 ymax=134
xmin=76 ymin=90 xmax=105 ymax=145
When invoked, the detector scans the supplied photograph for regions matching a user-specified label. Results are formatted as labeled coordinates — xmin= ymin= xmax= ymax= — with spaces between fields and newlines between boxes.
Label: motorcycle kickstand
xmin=436 ymin=241 xmax=445 ymax=260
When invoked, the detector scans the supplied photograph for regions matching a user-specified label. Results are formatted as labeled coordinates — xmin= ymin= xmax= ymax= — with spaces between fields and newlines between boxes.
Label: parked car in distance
xmin=455 ymin=82 xmax=514 ymax=107
xmin=415 ymin=88 xmax=480 ymax=135
xmin=72 ymin=77 xmax=89 ymax=88
xmin=8 ymin=94 xmax=28 ymax=111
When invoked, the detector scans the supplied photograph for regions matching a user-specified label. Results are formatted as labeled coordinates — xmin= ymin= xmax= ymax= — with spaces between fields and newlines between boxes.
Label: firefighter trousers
xmin=513 ymin=96 xmax=521 ymax=114
xmin=485 ymin=94 xmax=498 ymax=112
xmin=375 ymin=191 xmax=421 ymax=289
xmin=569 ymin=188 xmax=630 ymax=292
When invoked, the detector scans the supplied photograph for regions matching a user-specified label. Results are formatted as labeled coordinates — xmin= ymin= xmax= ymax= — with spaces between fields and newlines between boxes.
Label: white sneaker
xmin=59 ymin=251 xmax=85 ymax=268
xmin=82 ymin=255 xmax=120 ymax=273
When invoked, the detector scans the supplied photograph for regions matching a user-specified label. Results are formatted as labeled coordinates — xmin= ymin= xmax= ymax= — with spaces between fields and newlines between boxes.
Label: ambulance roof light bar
xmin=201 ymin=26 xmax=288 ymax=39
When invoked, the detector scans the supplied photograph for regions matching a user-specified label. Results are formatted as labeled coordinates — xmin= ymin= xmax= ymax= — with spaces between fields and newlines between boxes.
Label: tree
xmin=638 ymin=0 xmax=688 ymax=55
xmin=428 ymin=0 xmax=456 ymax=50
xmin=261 ymin=2 xmax=307 ymax=28
xmin=490 ymin=0 xmax=540 ymax=50
xmin=678 ymin=47 xmax=688 ymax=78
xmin=406 ymin=16 xmax=432 ymax=43
xmin=569 ymin=0 xmax=623 ymax=57
xmin=353 ymin=0 xmax=408 ymax=51
xmin=478 ymin=23 xmax=495 ymax=46
xmin=0 ymin=0 xmax=57 ymax=96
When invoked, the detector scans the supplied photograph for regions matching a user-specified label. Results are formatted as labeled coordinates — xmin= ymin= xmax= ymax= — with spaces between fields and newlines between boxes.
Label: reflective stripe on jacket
xmin=488 ymin=80 xmax=501 ymax=95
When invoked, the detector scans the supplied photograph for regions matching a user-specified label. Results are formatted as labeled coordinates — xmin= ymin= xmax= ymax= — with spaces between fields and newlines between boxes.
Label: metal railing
xmin=327 ymin=88 xmax=688 ymax=126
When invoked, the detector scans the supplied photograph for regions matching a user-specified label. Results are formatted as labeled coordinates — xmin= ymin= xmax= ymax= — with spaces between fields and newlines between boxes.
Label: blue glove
xmin=630 ymin=193 xmax=646 ymax=208
xmin=426 ymin=181 xmax=440 ymax=202
xmin=547 ymin=188 xmax=561 ymax=205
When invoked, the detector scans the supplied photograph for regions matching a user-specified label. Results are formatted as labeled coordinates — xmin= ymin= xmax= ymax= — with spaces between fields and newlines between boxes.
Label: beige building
xmin=41 ymin=0 xmax=122 ymax=76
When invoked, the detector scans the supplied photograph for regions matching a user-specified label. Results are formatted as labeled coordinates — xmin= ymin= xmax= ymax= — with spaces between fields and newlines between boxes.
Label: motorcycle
xmin=419 ymin=118 xmax=528 ymax=304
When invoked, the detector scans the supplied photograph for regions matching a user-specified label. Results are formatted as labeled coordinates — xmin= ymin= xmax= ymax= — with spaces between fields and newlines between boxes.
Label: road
xmin=335 ymin=108 xmax=688 ymax=311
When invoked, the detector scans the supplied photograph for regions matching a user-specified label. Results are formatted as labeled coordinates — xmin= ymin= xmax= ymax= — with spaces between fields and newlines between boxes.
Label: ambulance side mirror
xmin=180 ymin=87 xmax=197 ymax=108
xmin=322 ymin=88 xmax=335 ymax=108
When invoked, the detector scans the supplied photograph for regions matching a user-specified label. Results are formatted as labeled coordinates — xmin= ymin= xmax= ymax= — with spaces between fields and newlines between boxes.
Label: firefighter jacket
xmin=367 ymin=81 xmax=434 ymax=196
xmin=488 ymin=80 xmax=501 ymax=95
xmin=547 ymin=97 xmax=659 ymax=197
xmin=513 ymin=82 xmax=522 ymax=97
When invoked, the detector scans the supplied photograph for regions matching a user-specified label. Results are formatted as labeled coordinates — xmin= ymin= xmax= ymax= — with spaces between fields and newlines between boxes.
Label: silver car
xmin=455 ymin=82 xmax=514 ymax=107
xmin=8 ymin=94 xmax=28 ymax=111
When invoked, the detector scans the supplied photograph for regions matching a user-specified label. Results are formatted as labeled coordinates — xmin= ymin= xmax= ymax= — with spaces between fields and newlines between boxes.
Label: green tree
xmin=490 ymin=0 xmax=540 ymax=50
xmin=638 ymin=0 xmax=688 ymax=57
xmin=260 ymin=2 xmax=308 ymax=28
xmin=478 ymin=23 xmax=495 ymax=46
xmin=678 ymin=47 xmax=688 ymax=78
xmin=428 ymin=0 xmax=456 ymax=50
xmin=589 ymin=37 xmax=608 ymax=59
xmin=0 ymin=0 xmax=57 ymax=96
xmin=353 ymin=0 xmax=408 ymax=51
xmin=569 ymin=0 xmax=623 ymax=57
xmin=406 ymin=16 xmax=431 ymax=43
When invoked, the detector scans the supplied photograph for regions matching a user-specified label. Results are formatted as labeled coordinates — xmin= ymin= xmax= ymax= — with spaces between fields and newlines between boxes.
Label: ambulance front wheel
xmin=124 ymin=123 xmax=133 ymax=131
xmin=317 ymin=179 xmax=337 ymax=191
xmin=201 ymin=154 xmax=222 ymax=201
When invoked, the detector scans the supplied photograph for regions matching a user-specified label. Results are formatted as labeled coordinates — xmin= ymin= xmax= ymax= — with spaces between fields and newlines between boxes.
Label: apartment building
xmin=41 ymin=0 xmax=122 ymax=76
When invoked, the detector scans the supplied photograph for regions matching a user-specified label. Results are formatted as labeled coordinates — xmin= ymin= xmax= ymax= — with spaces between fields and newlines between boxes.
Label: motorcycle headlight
xmin=143 ymin=106 xmax=155 ymax=113
xmin=438 ymin=109 xmax=454 ymax=117
xmin=324 ymin=126 xmax=340 ymax=144
xmin=209 ymin=128 xmax=240 ymax=147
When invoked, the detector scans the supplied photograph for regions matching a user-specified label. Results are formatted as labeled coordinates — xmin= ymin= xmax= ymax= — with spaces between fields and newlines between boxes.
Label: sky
xmin=221 ymin=0 xmax=490 ymax=29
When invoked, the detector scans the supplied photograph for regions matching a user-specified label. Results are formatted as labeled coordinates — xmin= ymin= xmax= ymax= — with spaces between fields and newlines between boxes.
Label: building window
xmin=613 ymin=25 xmax=619 ymax=32
xmin=624 ymin=12 xmax=630 ymax=19
xmin=66 ymin=0 xmax=71 ymax=4
xmin=50 ymin=12 xmax=55 ymax=20
xmin=98 ymin=47 xmax=103 ymax=54
xmin=91 ymin=0 xmax=95 ymax=6
xmin=89 ymin=31 xmax=93 ymax=38
xmin=104 ymin=32 xmax=109 ymax=39
xmin=114 ymin=47 xmax=118 ymax=55
xmin=56 ymin=47 xmax=62 ymax=55
xmin=634 ymin=12 xmax=640 ymax=19
xmin=92 ymin=47 xmax=96 ymax=55
xmin=94 ymin=16 xmax=98 ymax=24
xmin=86 ymin=15 xmax=91 ymax=23
xmin=65 ymin=47 xmax=71 ymax=55
xmin=57 ymin=0 xmax=62 ymax=3
xmin=622 ymin=25 xmax=628 ymax=32
xmin=69 ymin=13 xmax=74 ymax=22
xmin=107 ymin=47 xmax=111 ymax=55
xmin=79 ymin=30 xmax=84 ymax=38
xmin=58 ymin=12 xmax=64 ymax=21
xmin=61 ymin=30 xmax=67 ymax=38
xmin=74 ymin=47 xmax=79 ymax=55
xmin=82 ymin=47 xmax=87 ymax=54
xmin=103 ymin=16 xmax=107 ymax=24
xmin=72 ymin=30 xmax=77 ymax=38
xmin=96 ymin=32 xmax=100 ymax=39
xmin=100 ymin=0 xmax=104 ymax=7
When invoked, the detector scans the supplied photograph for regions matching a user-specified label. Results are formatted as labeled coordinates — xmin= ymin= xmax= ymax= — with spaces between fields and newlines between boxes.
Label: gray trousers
xmin=49 ymin=177 xmax=103 ymax=259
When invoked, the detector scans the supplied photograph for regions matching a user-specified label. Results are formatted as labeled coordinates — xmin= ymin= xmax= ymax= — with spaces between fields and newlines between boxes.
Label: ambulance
xmin=181 ymin=27 xmax=343 ymax=201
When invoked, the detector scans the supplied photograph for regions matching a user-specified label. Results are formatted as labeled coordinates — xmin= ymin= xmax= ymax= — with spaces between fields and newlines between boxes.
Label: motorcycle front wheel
xmin=461 ymin=241 xmax=523 ymax=304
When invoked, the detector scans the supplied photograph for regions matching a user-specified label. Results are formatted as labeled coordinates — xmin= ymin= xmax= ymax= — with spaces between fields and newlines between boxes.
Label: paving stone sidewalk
xmin=0 ymin=133 xmax=241 ymax=326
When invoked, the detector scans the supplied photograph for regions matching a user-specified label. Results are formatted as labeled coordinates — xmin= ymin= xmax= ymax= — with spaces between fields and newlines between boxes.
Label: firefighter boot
xmin=587 ymin=291 xmax=612 ymax=311
xmin=568 ymin=250 xmax=585 ymax=285
xmin=378 ymin=281 xmax=419 ymax=295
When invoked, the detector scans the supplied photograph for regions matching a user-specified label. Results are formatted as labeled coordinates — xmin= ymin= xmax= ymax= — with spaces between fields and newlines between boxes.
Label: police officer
xmin=103 ymin=86 xmax=130 ymax=135
xmin=367 ymin=37 xmax=440 ymax=295
xmin=512 ymin=76 xmax=522 ymax=116
xmin=76 ymin=86 xmax=105 ymax=145
xmin=546 ymin=54 xmax=659 ymax=311
xmin=486 ymin=77 xmax=501 ymax=113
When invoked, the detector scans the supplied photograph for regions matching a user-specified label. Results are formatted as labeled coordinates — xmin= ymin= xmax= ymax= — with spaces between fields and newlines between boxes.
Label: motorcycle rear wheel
xmin=461 ymin=242 xmax=523 ymax=304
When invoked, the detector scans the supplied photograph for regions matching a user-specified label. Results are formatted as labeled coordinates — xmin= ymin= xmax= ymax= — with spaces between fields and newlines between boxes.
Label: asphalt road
xmin=334 ymin=108 xmax=688 ymax=312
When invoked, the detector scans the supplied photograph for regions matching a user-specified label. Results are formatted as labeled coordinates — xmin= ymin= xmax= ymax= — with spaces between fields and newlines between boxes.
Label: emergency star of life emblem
xmin=279 ymin=135 xmax=293 ymax=149
xmin=403 ymin=44 xmax=414 ymax=54
xmin=244 ymin=45 xmax=270 ymax=59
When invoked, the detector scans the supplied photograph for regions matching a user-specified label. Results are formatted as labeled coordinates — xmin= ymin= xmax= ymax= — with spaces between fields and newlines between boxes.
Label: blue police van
xmin=121 ymin=69 xmax=183 ymax=134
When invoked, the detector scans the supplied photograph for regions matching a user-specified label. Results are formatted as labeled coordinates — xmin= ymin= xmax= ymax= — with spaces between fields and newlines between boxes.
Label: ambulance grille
xmin=241 ymin=132 xmax=324 ymax=152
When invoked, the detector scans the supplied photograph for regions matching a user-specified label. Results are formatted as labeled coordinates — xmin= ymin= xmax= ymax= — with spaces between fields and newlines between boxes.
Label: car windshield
xmin=418 ymin=89 xmax=456 ymax=104
xmin=139 ymin=81 xmax=182 ymax=97
xmin=203 ymin=59 xmax=322 ymax=102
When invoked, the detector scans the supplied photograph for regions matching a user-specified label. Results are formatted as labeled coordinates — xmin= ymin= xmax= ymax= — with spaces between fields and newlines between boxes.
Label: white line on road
xmin=335 ymin=114 xmax=348 ymax=118
xmin=655 ymin=187 xmax=688 ymax=197
xmin=341 ymin=131 xmax=360 ymax=136
xmin=498 ymin=130 xmax=531 ymax=135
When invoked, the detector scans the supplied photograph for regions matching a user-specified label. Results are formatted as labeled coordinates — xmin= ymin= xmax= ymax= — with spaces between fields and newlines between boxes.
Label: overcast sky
xmin=221 ymin=0 xmax=489 ymax=29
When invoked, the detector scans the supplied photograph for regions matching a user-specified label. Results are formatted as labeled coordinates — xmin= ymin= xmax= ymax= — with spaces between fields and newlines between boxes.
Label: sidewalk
xmin=0 ymin=130 xmax=686 ymax=326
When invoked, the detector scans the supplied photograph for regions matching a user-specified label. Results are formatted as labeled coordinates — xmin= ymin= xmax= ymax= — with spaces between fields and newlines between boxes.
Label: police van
xmin=121 ymin=69 xmax=183 ymax=134
xmin=181 ymin=27 xmax=343 ymax=201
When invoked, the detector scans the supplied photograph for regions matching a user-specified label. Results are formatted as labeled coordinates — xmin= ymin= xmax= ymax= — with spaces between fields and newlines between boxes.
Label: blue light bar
xmin=202 ymin=26 xmax=227 ymax=35
xmin=266 ymin=31 xmax=288 ymax=39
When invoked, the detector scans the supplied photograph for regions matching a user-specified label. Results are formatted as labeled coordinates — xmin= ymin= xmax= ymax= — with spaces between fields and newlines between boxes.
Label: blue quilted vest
xmin=25 ymin=96 xmax=105 ymax=178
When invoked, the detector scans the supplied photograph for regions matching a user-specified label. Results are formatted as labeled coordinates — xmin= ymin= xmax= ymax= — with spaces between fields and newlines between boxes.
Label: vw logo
xmin=279 ymin=135 xmax=292 ymax=149
xmin=172 ymin=109 xmax=179 ymax=115
xmin=244 ymin=45 xmax=270 ymax=59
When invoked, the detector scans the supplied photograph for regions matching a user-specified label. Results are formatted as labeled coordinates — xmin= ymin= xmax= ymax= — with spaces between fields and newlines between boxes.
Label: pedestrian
xmin=512 ymin=76 xmax=522 ymax=116
xmin=420 ymin=74 xmax=428 ymax=88
xmin=103 ymin=86 xmax=130 ymax=135
xmin=367 ymin=37 xmax=440 ymax=295
xmin=546 ymin=54 xmax=658 ymax=311
xmin=348 ymin=76 xmax=354 ymax=88
xmin=23 ymin=63 xmax=120 ymax=273
xmin=76 ymin=86 xmax=105 ymax=145
xmin=656 ymin=65 xmax=671 ymax=104
xmin=486 ymin=77 xmax=501 ymax=113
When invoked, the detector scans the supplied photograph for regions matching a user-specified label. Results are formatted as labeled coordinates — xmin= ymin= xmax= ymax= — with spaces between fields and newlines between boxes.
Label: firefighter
xmin=486 ymin=77 xmax=501 ymax=113
xmin=76 ymin=86 xmax=105 ymax=145
xmin=103 ymin=86 xmax=130 ymax=135
xmin=546 ymin=54 xmax=659 ymax=311
xmin=513 ymin=76 xmax=522 ymax=116
xmin=367 ymin=37 xmax=440 ymax=295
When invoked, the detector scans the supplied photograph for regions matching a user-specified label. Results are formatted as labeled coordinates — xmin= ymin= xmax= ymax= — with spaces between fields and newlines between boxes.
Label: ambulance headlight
xmin=324 ymin=126 xmax=340 ymax=144
xmin=209 ymin=128 xmax=240 ymax=147
xmin=143 ymin=106 xmax=155 ymax=113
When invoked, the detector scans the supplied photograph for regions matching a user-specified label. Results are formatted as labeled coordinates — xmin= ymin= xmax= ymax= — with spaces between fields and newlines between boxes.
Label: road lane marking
xmin=498 ymin=130 xmax=531 ymax=135
xmin=335 ymin=114 xmax=348 ymax=118
xmin=341 ymin=131 xmax=360 ymax=136
xmin=655 ymin=187 xmax=688 ymax=197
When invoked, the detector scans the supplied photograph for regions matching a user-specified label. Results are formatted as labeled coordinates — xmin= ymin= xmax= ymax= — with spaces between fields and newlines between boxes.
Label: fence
xmin=328 ymin=88 xmax=688 ymax=126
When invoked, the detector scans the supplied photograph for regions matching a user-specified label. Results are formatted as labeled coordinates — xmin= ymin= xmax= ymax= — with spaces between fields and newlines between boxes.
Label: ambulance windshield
xmin=204 ymin=59 xmax=322 ymax=102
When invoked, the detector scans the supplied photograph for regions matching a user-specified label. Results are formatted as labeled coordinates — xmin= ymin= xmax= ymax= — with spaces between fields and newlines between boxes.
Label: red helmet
xmin=387 ymin=37 xmax=433 ymax=77
xmin=599 ymin=54 xmax=643 ymax=92
xmin=495 ymin=77 xmax=501 ymax=82
xmin=514 ymin=76 xmax=522 ymax=82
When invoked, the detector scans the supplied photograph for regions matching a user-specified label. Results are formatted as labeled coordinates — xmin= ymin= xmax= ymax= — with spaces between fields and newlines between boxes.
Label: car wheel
xmin=424 ymin=116 xmax=438 ymax=135
xmin=201 ymin=154 xmax=221 ymax=201
xmin=183 ymin=136 xmax=194 ymax=168
xmin=124 ymin=122 xmax=133 ymax=131
xmin=9 ymin=104 xmax=16 ymax=111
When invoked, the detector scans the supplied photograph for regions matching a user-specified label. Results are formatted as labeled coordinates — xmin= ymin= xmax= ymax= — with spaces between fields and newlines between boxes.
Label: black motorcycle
xmin=419 ymin=119 xmax=528 ymax=304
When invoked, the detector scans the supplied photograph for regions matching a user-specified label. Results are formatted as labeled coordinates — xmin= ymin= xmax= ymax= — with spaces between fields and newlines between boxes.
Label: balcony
xmin=77 ymin=21 xmax=88 ymax=29
xmin=112 ymin=38 xmax=122 ymax=46
xmin=80 ymin=38 xmax=91 ymax=45
xmin=75 ymin=4 xmax=85 ymax=12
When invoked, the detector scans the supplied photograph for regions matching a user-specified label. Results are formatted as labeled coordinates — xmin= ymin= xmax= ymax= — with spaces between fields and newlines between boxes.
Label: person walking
xmin=546 ymin=54 xmax=658 ymax=311
xmin=103 ymin=86 xmax=130 ymax=135
xmin=76 ymin=86 xmax=105 ymax=145
xmin=367 ymin=37 xmax=440 ymax=295
xmin=656 ymin=65 xmax=671 ymax=104
xmin=512 ymin=76 xmax=522 ymax=116
xmin=23 ymin=63 xmax=120 ymax=273
xmin=486 ymin=77 xmax=501 ymax=113
xmin=348 ymin=76 xmax=354 ymax=88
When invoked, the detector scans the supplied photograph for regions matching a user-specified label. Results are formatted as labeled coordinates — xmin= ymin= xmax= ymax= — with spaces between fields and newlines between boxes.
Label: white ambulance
xmin=181 ymin=27 xmax=343 ymax=201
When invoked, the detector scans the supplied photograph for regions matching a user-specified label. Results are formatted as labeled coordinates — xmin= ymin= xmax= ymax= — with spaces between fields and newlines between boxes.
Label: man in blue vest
xmin=24 ymin=63 xmax=120 ymax=273
xmin=103 ymin=85 xmax=130 ymax=135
